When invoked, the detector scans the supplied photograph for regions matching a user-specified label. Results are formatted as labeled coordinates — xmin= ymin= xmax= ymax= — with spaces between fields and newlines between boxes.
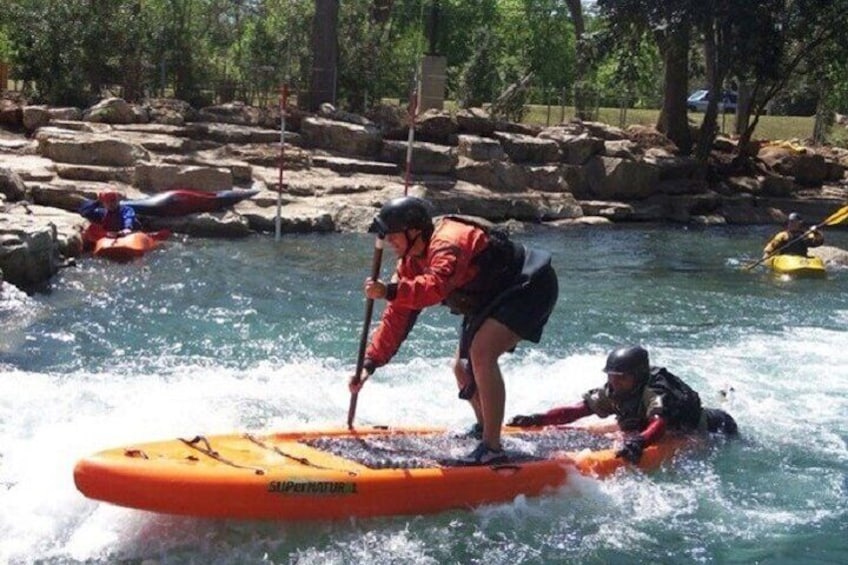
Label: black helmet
xmin=603 ymin=346 xmax=650 ymax=377
xmin=369 ymin=196 xmax=434 ymax=239
xmin=787 ymin=212 xmax=802 ymax=222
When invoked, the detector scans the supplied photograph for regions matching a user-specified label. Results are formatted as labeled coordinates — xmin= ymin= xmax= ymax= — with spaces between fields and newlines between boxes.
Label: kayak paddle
xmin=347 ymin=235 xmax=385 ymax=429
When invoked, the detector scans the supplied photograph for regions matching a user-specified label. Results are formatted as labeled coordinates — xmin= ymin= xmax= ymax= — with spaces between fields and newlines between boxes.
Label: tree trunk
xmin=564 ymin=0 xmax=584 ymax=38
xmin=656 ymin=27 xmax=692 ymax=155
xmin=695 ymin=23 xmax=721 ymax=164
xmin=308 ymin=0 xmax=339 ymax=112
xmin=734 ymin=81 xmax=753 ymax=135
xmin=812 ymin=80 xmax=830 ymax=144
xmin=565 ymin=0 xmax=593 ymax=121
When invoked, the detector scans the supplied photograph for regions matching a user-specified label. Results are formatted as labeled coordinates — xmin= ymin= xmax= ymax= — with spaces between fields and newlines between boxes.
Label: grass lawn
xmin=522 ymin=104 xmax=822 ymax=143
xmin=427 ymin=99 xmax=835 ymax=144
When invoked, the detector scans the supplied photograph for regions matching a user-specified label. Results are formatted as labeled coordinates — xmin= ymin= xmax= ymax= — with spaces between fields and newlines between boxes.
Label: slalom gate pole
xmin=403 ymin=72 xmax=421 ymax=196
xmin=274 ymin=85 xmax=288 ymax=242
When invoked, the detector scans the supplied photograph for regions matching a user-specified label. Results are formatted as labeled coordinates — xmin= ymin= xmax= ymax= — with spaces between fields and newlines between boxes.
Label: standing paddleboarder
xmin=349 ymin=196 xmax=558 ymax=465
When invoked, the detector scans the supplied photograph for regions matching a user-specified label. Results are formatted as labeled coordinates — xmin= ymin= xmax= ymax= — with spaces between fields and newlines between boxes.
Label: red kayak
xmin=123 ymin=188 xmax=258 ymax=217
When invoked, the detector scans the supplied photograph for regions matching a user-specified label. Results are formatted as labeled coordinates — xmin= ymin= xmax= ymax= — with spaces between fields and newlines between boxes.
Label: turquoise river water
xmin=1 ymin=224 xmax=847 ymax=564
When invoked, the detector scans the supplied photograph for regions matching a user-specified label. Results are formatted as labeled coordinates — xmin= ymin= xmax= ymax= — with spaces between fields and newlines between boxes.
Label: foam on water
xmin=2 ymin=228 xmax=847 ymax=563
xmin=2 ymin=331 xmax=846 ymax=563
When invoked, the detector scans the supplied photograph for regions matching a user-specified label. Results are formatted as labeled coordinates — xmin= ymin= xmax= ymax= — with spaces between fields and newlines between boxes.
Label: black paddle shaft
xmin=347 ymin=237 xmax=385 ymax=429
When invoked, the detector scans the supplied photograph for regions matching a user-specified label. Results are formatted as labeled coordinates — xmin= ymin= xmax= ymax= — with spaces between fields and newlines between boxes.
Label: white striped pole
xmin=274 ymin=85 xmax=288 ymax=242
xmin=403 ymin=71 xmax=421 ymax=195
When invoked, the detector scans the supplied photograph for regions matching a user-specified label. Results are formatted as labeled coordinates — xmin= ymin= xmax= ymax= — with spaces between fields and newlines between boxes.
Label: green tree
xmin=595 ymin=0 xmax=693 ymax=155
xmin=500 ymin=0 xmax=575 ymax=93
xmin=0 ymin=22 xmax=12 ymax=61
xmin=336 ymin=1 xmax=397 ymax=112
xmin=594 ymin=35 xmax=662 ymax=109
xmin=731 ymin=0 xmax=848 ymax=156
xmin=235 ymin=0 xmax=312 ymax=105
xmin=456 ymin=27 xmax=499 ymax=108
xmin=7 ymin=0 xmax=148 ymax=105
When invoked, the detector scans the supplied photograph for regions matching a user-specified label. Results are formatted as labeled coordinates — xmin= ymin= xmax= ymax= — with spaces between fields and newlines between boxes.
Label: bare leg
xmin=468 ymin=318 xmax=521 ymax=451
xmin=452 ymin=351 xmax=482 ymax=424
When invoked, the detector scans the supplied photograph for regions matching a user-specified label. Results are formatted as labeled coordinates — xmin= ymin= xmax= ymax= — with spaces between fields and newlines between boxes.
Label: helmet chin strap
xmin=401 ymin=229 xmax=422 ymax=258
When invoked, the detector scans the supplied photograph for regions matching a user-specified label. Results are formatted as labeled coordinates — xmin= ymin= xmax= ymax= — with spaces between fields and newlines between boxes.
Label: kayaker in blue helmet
xmin=507 ymin=346 xmax=738 ymax=464
xmin=762 ymin=211 xmax=823 ymax=259
xmin=349 ymin=196 xmax=559 ymax=465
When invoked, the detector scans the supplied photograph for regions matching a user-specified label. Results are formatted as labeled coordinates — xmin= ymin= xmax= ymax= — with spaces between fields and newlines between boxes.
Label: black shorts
xmin=459 ymin=262 xmax=558 ymax=360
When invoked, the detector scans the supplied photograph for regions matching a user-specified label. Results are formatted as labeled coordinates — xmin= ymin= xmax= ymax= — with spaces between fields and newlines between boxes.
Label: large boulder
xmin=83 ymin=97 xmax=136 ymax=124
xmin=237 ymin=200 xmax=336 ymax=234
xmin=380 ymin=140 xmax=457 ymax=174
xmin=148 ymin=210 xmax=253 ymax=237
xmin=643 ymin=148 xmax=700 ymax=181
xmin=0 ymin=98 xmax=24 ymax=129
xmin=492 ymin=131 xmax=560 ymax=163
xmin=49 ymin=107 xmax=83 ymax=121
xmin=300 ymin=117 xmax=382 ymax=158
xmin=185 ymin=122 xmax=280 ymax=145
xmin=456 ymin=134 xmax=505 ymax=161
xmin=22 ymin=105 xmax=52 ymax=132
xmin=144 ymin=98 xmax=199 ymax=125
xmin=810 ymin=245 xmax=848 ymax=267
xmin=0 ymin=216 xmax=60 ymax=290
xmin=581 ymin=120 xmax=628 ymax=141
xmin=133 ymin=163 xmax=233 ymax=192
xmin=584 ymin=156 xmax=660 ymax=200
xmin=455 ymin=158 xmax=529 ymax=193
xmin=625 ymin=124 xmax=678 ymax=153
xmin=198 ymin=101 xmax=263 ymax=126
xmin=758 ymin=144 xmax=829 ymax=186
xmin=423 ymin=182 xmax=558 ymax=222
xmin=5 ymin=203 xmax=86 ymax=257
xmin=537 ymin=128 xmax=605 ymax=165
xmin=0 ymin=167 xmax=27 ymax=201
xmin=35 ymin=127 xmax=150 ymax=167
xmin=365 ymin=103 xmax=407 ymax=140
xmin=455 ymin=108 xmax=496 ymax=137
xmin=415 ymin=109 xmax=458 ymax=145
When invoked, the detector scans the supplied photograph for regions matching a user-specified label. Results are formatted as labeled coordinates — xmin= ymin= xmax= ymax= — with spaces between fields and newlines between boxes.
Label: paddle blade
xmin=823 ymin=205 xmax=848 ymax=226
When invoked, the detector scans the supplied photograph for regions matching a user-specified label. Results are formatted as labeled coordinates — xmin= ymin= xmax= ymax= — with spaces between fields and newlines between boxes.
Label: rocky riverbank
xmin=2 ymin=95 xmax=848 ymax=292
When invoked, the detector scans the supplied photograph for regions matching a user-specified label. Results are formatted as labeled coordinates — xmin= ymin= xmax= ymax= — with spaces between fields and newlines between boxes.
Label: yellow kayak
xmin=766 ymin=254 xmax=826 ymax=278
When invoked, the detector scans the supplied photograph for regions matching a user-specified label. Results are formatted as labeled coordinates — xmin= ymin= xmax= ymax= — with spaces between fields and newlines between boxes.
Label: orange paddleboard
xmin=73 ymin=425 xmax=689 ymax=521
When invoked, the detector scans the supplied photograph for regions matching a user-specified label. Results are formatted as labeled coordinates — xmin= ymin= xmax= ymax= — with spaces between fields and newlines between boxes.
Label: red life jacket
xmin=365 ymin=217 xmax=523 ymax=367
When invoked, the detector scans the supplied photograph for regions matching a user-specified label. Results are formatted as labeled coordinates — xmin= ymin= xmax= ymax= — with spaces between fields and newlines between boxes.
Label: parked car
xmin=687 ymin=89 xmax=738 ymax=113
